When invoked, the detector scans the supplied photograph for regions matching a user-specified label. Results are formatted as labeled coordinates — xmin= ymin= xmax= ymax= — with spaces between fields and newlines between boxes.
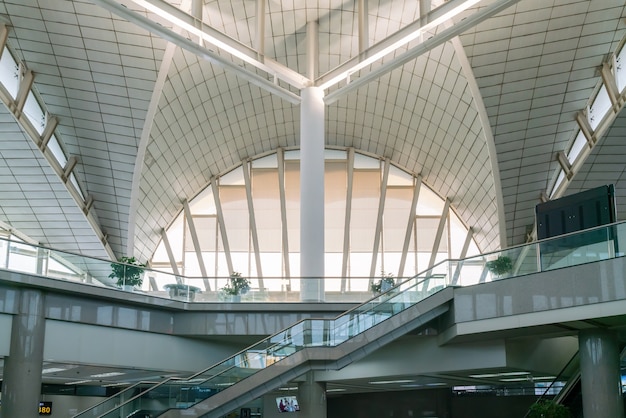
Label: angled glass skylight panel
xmin=69 ymin=173 xmax=85 ymax=200
xmin=0 ymin=47 xmax=18 ymax=98
xmin=567 ymin=131 xmax=588 ymax=165
xmin=588 ymin=85 xmax=611 ymax=131
xmin=23 ymin=91 xmax=45 ymax=135
xmin=550 ymin=170 xmax=566 ymax=199
xmin=616 ymin=44 xmax=626 ymax=93
xmin=47 ymin=134 xmax=68 ymax=167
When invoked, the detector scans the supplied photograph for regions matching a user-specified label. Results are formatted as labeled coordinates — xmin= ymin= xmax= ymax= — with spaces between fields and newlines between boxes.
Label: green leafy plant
xmin=527 ymin=400 xmax=571 ymax=418
xmin=109 ymin=256 xmax=146 ymax=287
xmin=371 ymin=272 xmax=396 ymax=294
xmin=486 ymin=255 xmax=513 ymax=276
xmin=221 ymin=272 xmax=251 ymax=296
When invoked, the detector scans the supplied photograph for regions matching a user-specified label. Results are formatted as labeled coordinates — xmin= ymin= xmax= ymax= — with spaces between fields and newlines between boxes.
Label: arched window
xmin=151 ymin=149 xmax=479 ymax=291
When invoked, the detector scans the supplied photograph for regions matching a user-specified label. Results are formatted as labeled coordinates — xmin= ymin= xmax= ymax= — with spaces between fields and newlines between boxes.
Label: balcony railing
xmin=70 ymin=221 xmax=626 ymax=417
xmin=0 ymin=221 xmax=623 ymax=304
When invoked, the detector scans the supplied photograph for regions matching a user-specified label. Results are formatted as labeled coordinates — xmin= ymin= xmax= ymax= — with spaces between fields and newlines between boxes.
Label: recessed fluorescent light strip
xmin=65 ymin=379 xmax=93 ymax=385
xmin=369 ymin=379 xmax=415 ymax=385
xmin=90 ymin=372 xmax=125 ymax=378
xmin=469 ymin=371 xmax=530 ymax=379
xmin=318 ymin=0 xmax=482 ymax=90
xmin=128 ymin=0 xmax=306 ymax=89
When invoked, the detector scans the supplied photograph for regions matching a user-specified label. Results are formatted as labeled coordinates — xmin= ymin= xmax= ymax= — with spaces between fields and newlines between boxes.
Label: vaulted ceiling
xmin=0 ymin=0 xmax=624 ymax=262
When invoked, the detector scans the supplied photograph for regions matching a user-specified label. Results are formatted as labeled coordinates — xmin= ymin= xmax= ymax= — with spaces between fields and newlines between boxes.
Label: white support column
xmin=398 ymin=175 xmax=421 ymax=278
xmin=242 ymin=159 xmax=264 ymax=286
xmin=277 ymin=148 xmax=291 ymax=280
xmin=300 ymin=87 xmax=325 ymax=302
xmin=191 ymin=0 xmax=203 ymax=44
xmin=579 ymin=329 xmax=624 ymax=418
xmin=183 ymin=199 xmax=211 ymax=290
xmin=306 ymin=21 xmax=318 ymax=81
xmin=369 ymin=158 xmax=390 ymax=278
xmin=341 ymin=148 xmax=354 ymax=290
xmin=256 ymin=0 xmax=266 ymax=58
xmin=427 ymin=198 xmax=451 ymax=270
xmin=450 ymin=226 xmax=473 ymax=285
xmin=358 ymin=0 xmax=369 ymax=53
xmin=161 ymin=228 xmax=182 ymax=282
xmin=211 ymin=178 xmax=234 ymax=276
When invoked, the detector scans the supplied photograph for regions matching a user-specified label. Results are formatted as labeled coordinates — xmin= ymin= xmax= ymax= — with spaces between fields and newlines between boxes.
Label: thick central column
xmin=1 ymin=289 xmax=46 ymax=418
xmin=297 ymin=371 xmax=327 ymax=418
xmin=300 ymin=86 xmax=325 ymax=302
xmin=579 ymin=328 xmax=624 ymax=418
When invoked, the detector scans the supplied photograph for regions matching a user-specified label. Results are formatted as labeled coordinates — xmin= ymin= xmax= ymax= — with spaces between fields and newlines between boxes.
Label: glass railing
xmin=75 ymin=272 xmax=441 ymax=417
xmin=0 ymin=236 xmax=395 ymax=303
xmin=2 ymin=222 xmax=624 ymax=306
xmin=72 ymin=221 xmax=626 ymax=417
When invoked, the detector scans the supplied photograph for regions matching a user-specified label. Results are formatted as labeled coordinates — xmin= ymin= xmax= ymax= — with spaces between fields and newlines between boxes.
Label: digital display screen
xmin=39 ymin=401 xmax=52 ymax=415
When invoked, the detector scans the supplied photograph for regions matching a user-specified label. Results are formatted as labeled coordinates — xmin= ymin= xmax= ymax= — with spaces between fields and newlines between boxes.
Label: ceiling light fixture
xmin=369 ymin=379 xmax=415 ymax=385
xmin=127 ymin=0 xmax=306 ymax=89
xmin=469 ymin=371 xmax=530 ymax=379
xmin=65 ymin=379 xmax=93 ymax=385
xmin=500 ymin=376 xmax=556 ymax=382
xmin=317 ymin=0 xmax=482 ymax=90
xmin=42 ymin=367 xmax=68 ymax=374
xmin=103 ymin=382 xmax=131 ymax=388
xmin=90 ymin=372 xmax=125 ymax=378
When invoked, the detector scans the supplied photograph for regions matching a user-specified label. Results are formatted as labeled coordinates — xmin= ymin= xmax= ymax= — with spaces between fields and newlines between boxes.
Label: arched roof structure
xmin=0 ymin=0 xmax=624 ymax=263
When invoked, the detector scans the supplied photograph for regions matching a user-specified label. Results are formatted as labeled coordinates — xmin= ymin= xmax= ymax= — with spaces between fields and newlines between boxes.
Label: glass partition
xmin=34 ymin=221 xmax=626 ymax=417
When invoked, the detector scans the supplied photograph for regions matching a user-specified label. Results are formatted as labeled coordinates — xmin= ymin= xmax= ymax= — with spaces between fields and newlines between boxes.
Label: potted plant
xmin=164 ymin=283 xmax=201 ymax=301
xmin=527 ymin=400 xmax=571 ymax=418
xmin=109 ymin=256 xmax=146 ymax=290
xmin=220 ymin=272 xmax=251 ymax=302
xmin=486 ymin=255 xmax=513 ymax=278
xmin=371 ymin=272 xmax=396 ymax=294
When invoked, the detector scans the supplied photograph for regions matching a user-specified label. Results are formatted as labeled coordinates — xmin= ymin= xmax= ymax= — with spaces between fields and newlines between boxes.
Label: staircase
xmin=74 ymin=275 xmax=453 ymax=418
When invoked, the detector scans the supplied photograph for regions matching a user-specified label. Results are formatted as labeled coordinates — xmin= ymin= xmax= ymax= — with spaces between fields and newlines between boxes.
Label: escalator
xmin=526 ymin=346 xmax=626 ymax=418
xmin=73 ymin=274 xmax=453 ymax=418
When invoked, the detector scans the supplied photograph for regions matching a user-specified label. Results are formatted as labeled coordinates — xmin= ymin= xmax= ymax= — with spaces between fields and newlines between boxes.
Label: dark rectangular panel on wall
xmin=536 ymin=185 xmax=618 ymax=270
xmin=536 ymin=184 xmax=616 ymax=240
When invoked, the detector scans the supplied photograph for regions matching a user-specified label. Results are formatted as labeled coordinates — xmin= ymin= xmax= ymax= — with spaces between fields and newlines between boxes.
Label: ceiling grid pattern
xmin=460 ymin=0 xmax=626 ymax=246
xmin=0 ymin=0 xmax=624 ymax=263
xmin=3 ymin=0 xmax=168 ymax=256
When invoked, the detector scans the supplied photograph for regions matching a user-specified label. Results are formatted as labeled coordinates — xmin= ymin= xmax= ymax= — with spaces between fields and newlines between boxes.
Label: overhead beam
xmin=324 ymin=0 xmax=522 ymax=103
xmin=90 ymin=0 xmax=302 ymax=104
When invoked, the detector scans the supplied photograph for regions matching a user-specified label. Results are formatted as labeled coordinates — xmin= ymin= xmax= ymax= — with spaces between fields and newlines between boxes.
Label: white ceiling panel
xmin=0 ymin=0 xmax=624 ymax=264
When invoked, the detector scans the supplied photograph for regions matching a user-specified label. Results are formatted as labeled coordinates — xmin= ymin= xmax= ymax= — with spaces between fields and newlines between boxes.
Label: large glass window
xmin=151 ymin=149 xmax=479 ymax=288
